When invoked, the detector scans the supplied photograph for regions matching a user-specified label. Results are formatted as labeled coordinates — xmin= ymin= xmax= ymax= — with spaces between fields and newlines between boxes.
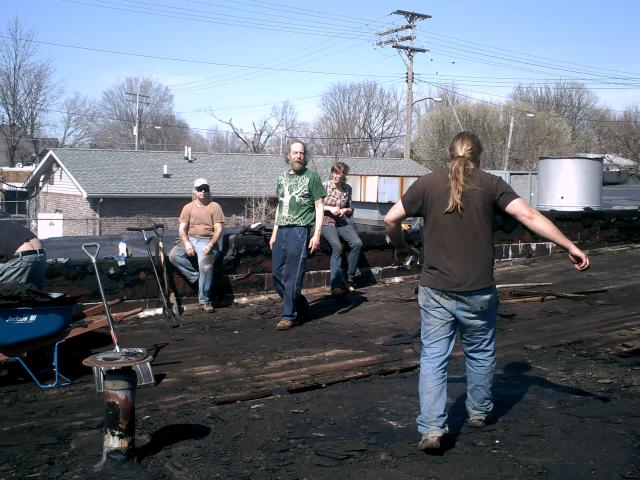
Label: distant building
xmin=579 ymin=153 xmax=638 ymax=185
xmin=0 ymin=165 xmax=34 ymax=218
xmin=22 ymin=148 xmax=429 ymax=237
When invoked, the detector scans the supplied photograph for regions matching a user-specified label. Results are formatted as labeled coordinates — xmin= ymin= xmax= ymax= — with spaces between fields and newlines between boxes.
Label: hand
xmin=394 ymin=246 xmax=420 ymax=264
xmin=269 ymin=234 xmax=276 ymax=251
xmin=203 ymin=243 xmax=214 ymax=255
xmin=184 ymin=242 xmax=195 ymax=256
xmin=567 ymin=246 xmax=590 ymax=271
xmin=329 ymin=206 xmax=339 ymax=215
xmin=308 ymin=234 xmax=321 ymax=254
xmin=336 ymin=208 xmax=345 ymax=217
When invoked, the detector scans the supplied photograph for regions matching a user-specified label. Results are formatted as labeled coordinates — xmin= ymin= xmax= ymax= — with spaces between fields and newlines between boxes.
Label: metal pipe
xmin=99 ymin=367 xmax=138 ymax=466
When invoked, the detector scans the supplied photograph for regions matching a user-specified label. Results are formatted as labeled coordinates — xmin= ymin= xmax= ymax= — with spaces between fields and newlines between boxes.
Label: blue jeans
xmin=0 ymin=252 xmax=47 ymax=289
xmin=271 ymin=226 xmax=310 ymax=322
xmin=321 ymin=223 xmax=363 ymax=289
xmin=416 ymin=285 xmax=498 ymax=435
xmin=168 ymin=236 xmax=218 ymax=305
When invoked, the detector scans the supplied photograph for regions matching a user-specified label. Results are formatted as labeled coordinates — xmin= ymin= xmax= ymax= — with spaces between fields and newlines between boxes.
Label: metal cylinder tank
xmin=537 ymin=156 xmax=603 ymax=211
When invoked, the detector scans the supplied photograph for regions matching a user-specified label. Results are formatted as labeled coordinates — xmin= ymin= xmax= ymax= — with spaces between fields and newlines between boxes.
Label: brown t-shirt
xmin=179 ymin=201 xmax=225 ymax=238
xmin=401 ymin=169 xmax=519 ymax=292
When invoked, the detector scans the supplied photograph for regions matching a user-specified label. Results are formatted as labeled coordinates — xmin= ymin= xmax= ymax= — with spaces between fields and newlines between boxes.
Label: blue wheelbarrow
xmin=0 ymin=297 xmax=76 ymax=389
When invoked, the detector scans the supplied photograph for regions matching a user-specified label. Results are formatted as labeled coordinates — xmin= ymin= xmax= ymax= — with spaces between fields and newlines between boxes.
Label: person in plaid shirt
xmin=321 ymin=162 xmax=363 ymax=295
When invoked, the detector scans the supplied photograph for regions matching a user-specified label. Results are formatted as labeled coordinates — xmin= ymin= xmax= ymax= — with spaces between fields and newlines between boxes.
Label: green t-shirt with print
xmin=274 ymin=167 xmax=326 ymax=226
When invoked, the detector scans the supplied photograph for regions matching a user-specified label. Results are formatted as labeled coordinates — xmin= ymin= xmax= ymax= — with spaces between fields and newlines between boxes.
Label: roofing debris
xmin=0 ymin=245 xmax=639 ymax=478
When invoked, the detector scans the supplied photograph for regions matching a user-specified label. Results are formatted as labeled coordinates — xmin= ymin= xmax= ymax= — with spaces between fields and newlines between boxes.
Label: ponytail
xmin=443 ymin=132 xmax=483 ymax=214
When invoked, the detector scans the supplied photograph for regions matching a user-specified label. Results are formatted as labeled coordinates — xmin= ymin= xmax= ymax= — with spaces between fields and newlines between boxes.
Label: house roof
xmin=25 ymin=149 xmax=430 ymax=198
xmin=577 ymin=153 xmax=639 ymax=170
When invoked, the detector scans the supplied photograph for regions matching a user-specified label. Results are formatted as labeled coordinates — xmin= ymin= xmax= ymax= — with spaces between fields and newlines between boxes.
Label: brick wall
xmin=98 ymin=197 xmax=249 ymax=234
xmin=37 ymin=192 xmax=98 ymax=236
xmin=35 ymin=194 xmax=259 ymax=236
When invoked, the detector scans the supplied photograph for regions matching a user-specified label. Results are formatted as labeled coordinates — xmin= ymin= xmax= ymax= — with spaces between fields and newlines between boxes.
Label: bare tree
xmin=604 ymin=106 xmax=640 ymax=163
xmin=0 ymin=17 xmax=57 ymax=165
xmin=209 ymin=101 xmax=296 ymax=154
xmin=92 ymin=76 xmax=187 ymax=151
xmin=511 ymin=80 xmax=599 ymax=151
xmin=58 ymin=92 xmax=96 ymax=147
xmin=268 ymin=101 xmax=298 ymax=154
xmin=244 ymin=195 xmax=276 ymax=224
xmin=187 ymin=130 xmax=209 ymax=153
xmin=504 ymin=108 xmax=572 ymax=170
xmin=206 ymin=126 xmax=245 ymax=153
xmin=414 ymin=98 xmax=572 ymax=171
xmin=314 ymin=81 xmax=403 ymax=157
xmin=414 ymin=97 xmax=505 ymax=169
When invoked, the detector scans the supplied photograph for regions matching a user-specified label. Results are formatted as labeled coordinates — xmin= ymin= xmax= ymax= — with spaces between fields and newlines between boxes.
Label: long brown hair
xmin=444 ymin=131 xmax=483 ymax=214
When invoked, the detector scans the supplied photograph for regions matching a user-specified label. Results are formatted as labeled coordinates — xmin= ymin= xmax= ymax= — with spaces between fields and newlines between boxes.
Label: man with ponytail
xmin=384 ymin=131 xmax=589 ymax=450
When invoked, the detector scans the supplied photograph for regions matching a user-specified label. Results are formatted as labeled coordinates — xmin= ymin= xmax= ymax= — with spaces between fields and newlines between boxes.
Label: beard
xmin=290 ymin=160 xmax=305 ymax=172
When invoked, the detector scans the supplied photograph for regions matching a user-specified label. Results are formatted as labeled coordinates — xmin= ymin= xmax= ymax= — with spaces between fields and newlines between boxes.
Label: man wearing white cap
xmin=169 ymin=178 xmax=225 ymax=313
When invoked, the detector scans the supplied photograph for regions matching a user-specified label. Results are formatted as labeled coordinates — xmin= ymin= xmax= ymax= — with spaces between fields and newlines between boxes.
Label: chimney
xmin=163 ymin=164 xmax=170 ymax=177
xmin=184 ymin=146 xmax=188 ymax=160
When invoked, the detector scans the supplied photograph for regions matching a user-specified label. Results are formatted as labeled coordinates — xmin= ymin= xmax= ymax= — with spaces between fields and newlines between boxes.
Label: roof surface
xmin=1 ymin=245 xmax=638 ymax=478
xmin=29 ymin=149 xmax=429 ymax=197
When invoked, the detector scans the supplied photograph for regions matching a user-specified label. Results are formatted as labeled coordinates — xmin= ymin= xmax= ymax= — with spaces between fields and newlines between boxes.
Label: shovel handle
xmin=82 ymin=243 xmax=100 ymax=262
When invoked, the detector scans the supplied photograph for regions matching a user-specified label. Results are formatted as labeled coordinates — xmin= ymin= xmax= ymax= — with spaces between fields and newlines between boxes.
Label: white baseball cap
xmin=194 ymin=178 xmax=208 ymax=188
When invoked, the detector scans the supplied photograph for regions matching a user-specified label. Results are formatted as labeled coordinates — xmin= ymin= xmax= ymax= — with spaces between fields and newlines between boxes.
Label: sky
xmin=2 ymin=0 xmax=640 ymax=136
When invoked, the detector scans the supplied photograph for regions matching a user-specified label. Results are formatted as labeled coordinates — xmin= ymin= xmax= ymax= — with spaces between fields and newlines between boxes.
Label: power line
xmin=0 ymin=35 xmax=401 ymax=80
xmin=172 ymin=39 xmax=370 ymax=94
xmin=422 ymin=41 xmax=640 ymax=86
xmin=60 ymin=0 xmax=375 ymax=40
xmin=420 ymin=30 xmax=640 ymax=79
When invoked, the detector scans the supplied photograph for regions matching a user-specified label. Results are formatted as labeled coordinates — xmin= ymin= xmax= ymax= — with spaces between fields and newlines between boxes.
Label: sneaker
xmin=344 ymin=281 xmax=356 ymax=292
xmin=417 ymin=434 xmax=441 ymax=450
xmin=466 ymin=416 xmax=486 ymax=428
xmin=200 ymin=303 xmax=214 ymax=313
xmin=331 ymin=287 xmax=347 ymax=296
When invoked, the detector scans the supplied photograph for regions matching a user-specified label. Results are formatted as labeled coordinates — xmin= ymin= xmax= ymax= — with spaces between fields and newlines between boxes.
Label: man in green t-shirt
xmin=269 ymin=140 xmax=326 ymax=330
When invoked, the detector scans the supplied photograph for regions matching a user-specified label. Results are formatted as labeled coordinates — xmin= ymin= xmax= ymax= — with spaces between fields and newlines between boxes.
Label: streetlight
xmin=414 ymin=96 xmax=464 ymax=132
xmin=412 ymin=96 xmax=442 ymax=107
xmin=503 ymin=111 xmax=535 ymax=171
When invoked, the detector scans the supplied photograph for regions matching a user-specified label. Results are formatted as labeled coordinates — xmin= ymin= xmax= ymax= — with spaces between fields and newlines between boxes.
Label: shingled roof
xmin=26 ymin=149 xmax=429 ymax=198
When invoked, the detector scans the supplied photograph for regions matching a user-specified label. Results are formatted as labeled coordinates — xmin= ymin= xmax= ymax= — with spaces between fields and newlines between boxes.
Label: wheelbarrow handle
xmin=82 ymin=243 xmax=100 ymax=262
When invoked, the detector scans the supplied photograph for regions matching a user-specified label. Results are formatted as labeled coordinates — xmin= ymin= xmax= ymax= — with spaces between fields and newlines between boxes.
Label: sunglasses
xmin=195 ymin=185 xmax=209 ymax=192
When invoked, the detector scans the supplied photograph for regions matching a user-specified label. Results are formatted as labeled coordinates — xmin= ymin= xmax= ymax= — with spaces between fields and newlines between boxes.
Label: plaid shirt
xmin=322 ymin=180 xmax=354 ymax=226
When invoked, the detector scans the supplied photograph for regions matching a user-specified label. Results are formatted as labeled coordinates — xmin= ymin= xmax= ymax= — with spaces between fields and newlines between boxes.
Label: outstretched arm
xmin=504 ymin=198 xmax=590 ymax=270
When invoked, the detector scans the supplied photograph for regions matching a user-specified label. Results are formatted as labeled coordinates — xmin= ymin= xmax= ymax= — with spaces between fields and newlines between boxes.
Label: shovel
xmin=82 ymin=243 xmax=154 ymax=392
xmin=126 ymin=225 xmax=177 ymax=321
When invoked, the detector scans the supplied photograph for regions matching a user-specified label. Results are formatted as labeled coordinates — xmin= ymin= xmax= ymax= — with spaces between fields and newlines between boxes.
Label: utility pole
xmin=503 ymin=114 xmax=515 ymax=171
xmin=376 ymin=10 xmax=430 ymax=160
xmin=503 ymin=111 xmax=534 ymax=171
xmin=125 ymin=91 xmax=151 ymax=150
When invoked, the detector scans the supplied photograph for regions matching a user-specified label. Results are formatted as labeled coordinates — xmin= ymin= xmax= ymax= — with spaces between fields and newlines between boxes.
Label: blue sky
xmin=3 ymin=0 xmax=639 ymax=134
